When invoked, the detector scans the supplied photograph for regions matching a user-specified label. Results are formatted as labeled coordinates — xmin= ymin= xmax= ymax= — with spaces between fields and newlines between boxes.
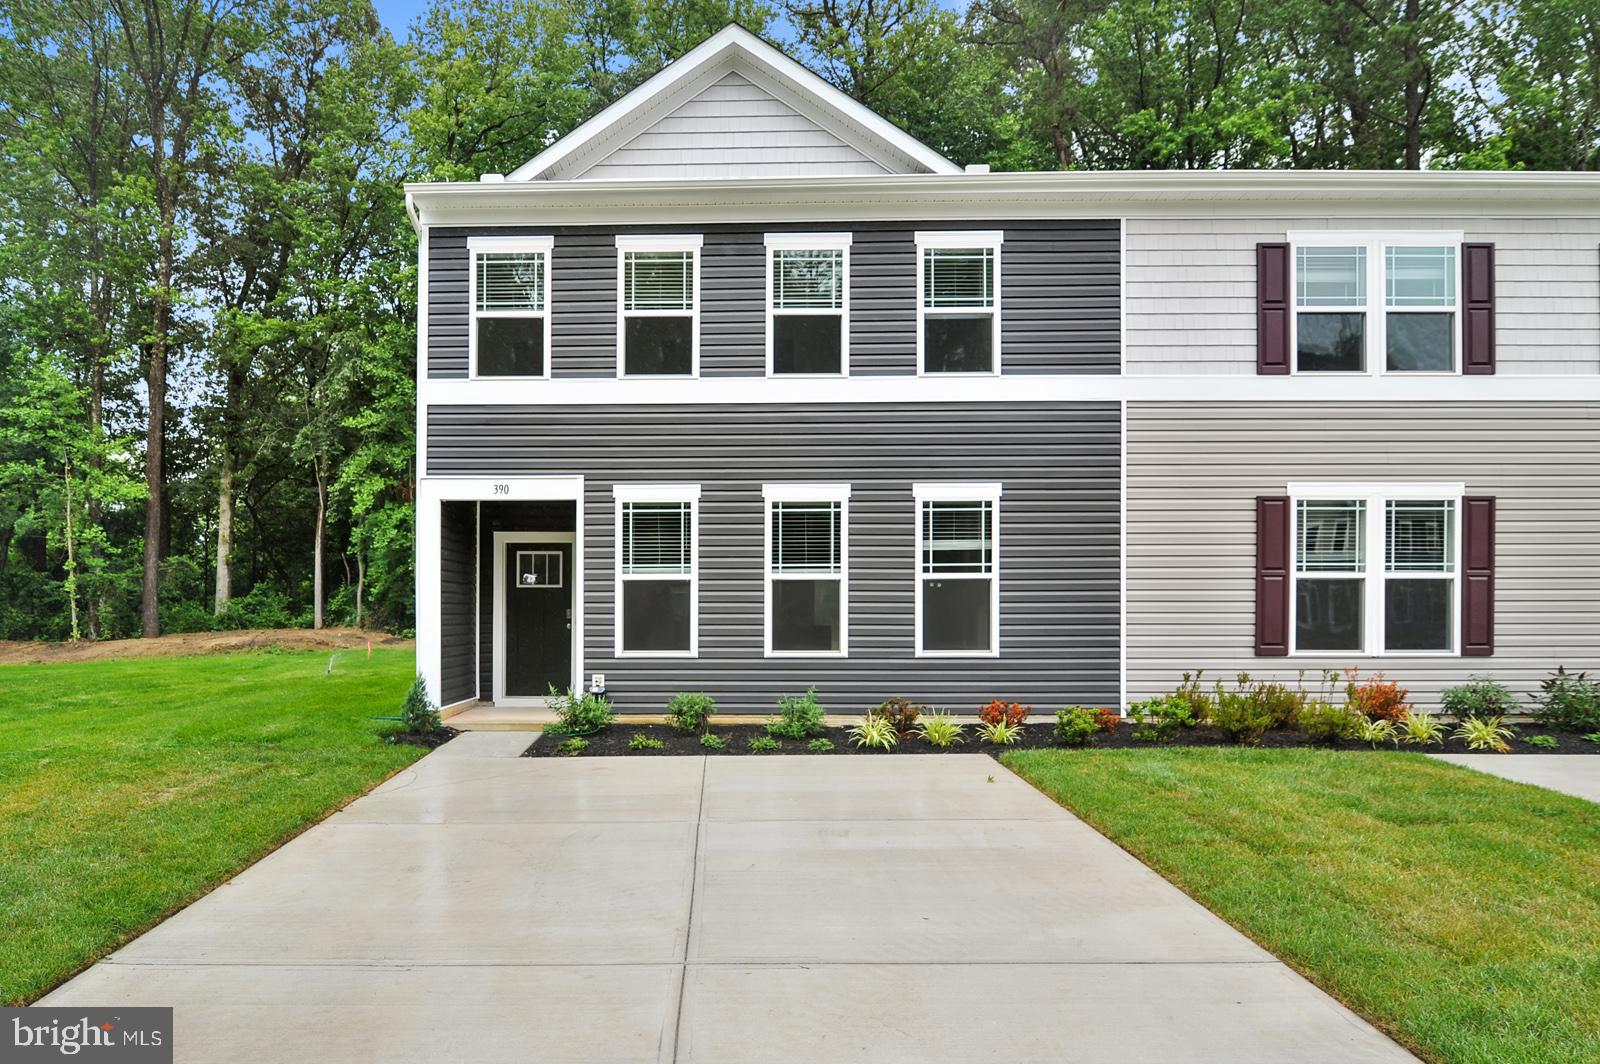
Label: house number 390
xmin=492 ymin=483 xmax=510 ymax=495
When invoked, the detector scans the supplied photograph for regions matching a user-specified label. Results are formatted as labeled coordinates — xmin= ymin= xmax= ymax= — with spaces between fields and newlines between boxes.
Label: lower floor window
xmin=766 ymin=489 xmax=847 ymax=654
xmin=616 ymin=490 xmax=697 ymax=654
xmin=916 ymin=485 xmax=1000 ymax=655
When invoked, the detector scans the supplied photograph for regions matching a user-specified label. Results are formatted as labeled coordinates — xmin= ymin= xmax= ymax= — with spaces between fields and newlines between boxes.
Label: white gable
xmin=510 ymin=25 xmax=957 ymax=182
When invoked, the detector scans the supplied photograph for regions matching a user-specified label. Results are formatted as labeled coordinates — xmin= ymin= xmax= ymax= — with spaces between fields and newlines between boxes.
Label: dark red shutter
xmin=1256 ymin=496 xmax=1291 ymax=655
xmin=1257 ymin=243 xmax=1291 ymax=375
xmin=1462 ymin=243 xmax=1495 ymax=375
xmin=1461 ymin=497 xmax=1495 ymax=655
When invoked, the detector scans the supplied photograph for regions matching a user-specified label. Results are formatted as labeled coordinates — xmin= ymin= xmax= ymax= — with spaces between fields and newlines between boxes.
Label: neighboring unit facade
xmin=409 ymin=25 xmax=1600 ymax=716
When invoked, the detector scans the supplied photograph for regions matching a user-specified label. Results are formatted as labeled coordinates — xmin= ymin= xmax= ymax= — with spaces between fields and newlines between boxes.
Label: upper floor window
xmin=1292 ymin=233 xmax=1461 ymax=374
xmin=764 ymin=484 xmax=849 ymax=655
xmin=914 ymin=482 xmax=1001 ymax=656
xmin=617 ymin=235 xmax=700 ymax=377
xmin=916 ymin=231 xmax=1002 ymax=375
xmin=766 ymin=233 xmax=850 ymax=376
xmin=469 ymin=236 xmax=552 ymax=378
xmin=614 ymin=484 xmax=699 ymax=656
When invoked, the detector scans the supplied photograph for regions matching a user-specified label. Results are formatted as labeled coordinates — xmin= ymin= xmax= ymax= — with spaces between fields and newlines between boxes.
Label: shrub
xmin=768 ymin=687 xmax=826 ymax=739
xmin=1455 ymin=715 xmax=1517 ymax=753
xmin=978 ymin=719 xmax=1022 ymax=746
xmin=666 ymin=692 xmax=716 ymax=734
xmin=807 ymin=738 xmax=835 ymax=753
xmin=978 ymin=700 xmax=1030 ymax=728
xmin=873 ymin=697 xmax=925 ymax=737
xmin=1209 ymin=675 xmax=1278 ymax=746
xmin=1526 ymin=734 xmax=1559 ymax=750
xmin=398 ymin=675 xmax=441 ymax=736
xmin=556 ymin=736 xmax=588 ymax=756
xmin=1053 ymin=707 xmax=1098 ymax=747
xmin=748 ymin=735 xmax=782 ymax=753
xmin=916 ymin=712 xmax=965 ymax=749
xmin=1533 ymin=667 xmax=1600 ymax=733
xmin=1399 ymin=710 xmax=1447 ymax=747
xmin=628 ymin=732 xmax=665 ymax=751
xmin=1358 ymin=717 xmax=1398 ymax=748
xmin=1345 ymin=670 xmax=1411 ymax=722
xmin=1585 ymin=732 xmax=1600 ymax=744
xmin=1441 ymin=677 xmax=1519 ymax=723
xmin=1299 ymin=699 xmax=1362 ymax=744
xmin=849 ymin=714 xmax=898 ymax=750
xmin=548 ymin=685 xmax=615 ymax=736
xmin=1174 ymin=671 xmax=1216 ymax=723
xmin=1127 ymin=696 xmax=1194 ymax=743
xmin=1091 ymin=708 xmax=1121 ymax=733
xmin=699 ymin=732 xmax=727 ymax=751
xmin=1250 ymin=678 xmax=1306 ymax=729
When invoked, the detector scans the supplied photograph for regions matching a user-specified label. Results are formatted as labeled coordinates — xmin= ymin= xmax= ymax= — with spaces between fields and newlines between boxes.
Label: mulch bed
xmin=522 ymin=721 xmax=1598 ymax=757
xmin=385 ymin=726 xmax=460 ymax=750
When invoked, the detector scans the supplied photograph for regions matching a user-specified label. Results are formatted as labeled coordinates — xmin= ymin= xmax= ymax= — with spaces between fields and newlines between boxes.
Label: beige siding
xmin=575 ymin=72 xmax=888 ymax=181
xmin=1127 ymin=402 xmax=1600 ymax=709
xmin=1125 ymin=216 xmax=1600 ymax=375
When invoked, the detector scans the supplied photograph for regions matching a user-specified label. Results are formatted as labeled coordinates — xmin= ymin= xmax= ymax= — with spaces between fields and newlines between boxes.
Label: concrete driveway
xmin=1430 ymin=753 xmax=1600 ymax=803
xmin=44 ymin=733 xmax=1413 ymax=1063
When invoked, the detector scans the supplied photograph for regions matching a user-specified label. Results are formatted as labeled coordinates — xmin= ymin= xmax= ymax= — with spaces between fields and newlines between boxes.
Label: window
xmin=766 ymin=233 xmax=850 ymax=376
xmin=1291 ymin=232 xmax=1461 ymax=374
xmin=617 ymin=235 xmax=700 ymax=377
xmin=1290 ymin=483 xmax=1461 ymax=655
xmin=614 ymin=484 xmax=699 ymax=655
xmin=764 ymin=485 xmax=849 ymax=655
xmin=917 ymin=231 xmax=1002 ymax=374
xmin=914 ymin=483 xmax=1001 ymax=656
xmin=469 ymin=236 xmax=552 ymax=377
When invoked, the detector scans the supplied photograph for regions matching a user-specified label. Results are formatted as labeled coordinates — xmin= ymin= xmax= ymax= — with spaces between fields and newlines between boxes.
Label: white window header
xmin=762 ymin=483 xmax=852 ymax=502
xmin=914 ymin=229 xmax=1004 ymax=248
xmin=612 ymin=483 xmax=702 ymax=502
xmin=1287 ymin=481 xmax=1465 ymax=499
xmin=764 ymin=232 xmax=852 ymax=250
xmin=912 ymin=481 xmax=1003 ymax=502
xmin=1286 ymin=230 xmax=1465 ymax=246
xmin=615 ymin=233 xmax=703 ymax=251
xmin=467 ymin=235 xmax=554 ymax=254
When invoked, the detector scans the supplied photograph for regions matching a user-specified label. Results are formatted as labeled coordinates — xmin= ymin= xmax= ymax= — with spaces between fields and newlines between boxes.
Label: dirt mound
xmin=0 ymin=627 xmax=413 ymax=666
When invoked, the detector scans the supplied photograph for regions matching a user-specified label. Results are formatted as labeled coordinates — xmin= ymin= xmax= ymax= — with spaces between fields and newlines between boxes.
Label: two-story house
xmin=407 ymin=25 xmax=1600 ymax=717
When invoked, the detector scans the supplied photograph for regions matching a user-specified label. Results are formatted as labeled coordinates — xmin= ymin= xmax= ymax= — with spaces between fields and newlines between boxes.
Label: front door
xmin=503 ymin=541 xmax=573 ymax=698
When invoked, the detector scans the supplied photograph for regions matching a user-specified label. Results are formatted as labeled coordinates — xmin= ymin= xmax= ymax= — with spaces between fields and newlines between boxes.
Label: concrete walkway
xmin=44 ymin=735 xmax=1414 ymax=1063
xmin=1431 ymin=753 xmax=1600 ymax=803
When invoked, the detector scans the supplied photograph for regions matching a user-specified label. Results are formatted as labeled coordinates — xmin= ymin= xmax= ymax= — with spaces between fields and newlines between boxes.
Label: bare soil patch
xmin=0 ymin=627 xmax=413 ymax=666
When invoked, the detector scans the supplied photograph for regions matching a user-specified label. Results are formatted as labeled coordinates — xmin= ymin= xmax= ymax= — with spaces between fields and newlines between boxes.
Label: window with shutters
xmin=1289 ymin=232 xmax=1461 ymax=374
xmin=916 ymin=231 xmax=1002 ymax=375
xmin=764 ymin=485 xmax=849 ymax=655
xmin=617 ymin=235 xmax=701 ymax=377
xmin=765 ymin=234 xmax=850 ymax=376
xmin=914 ymin=482 xmax=1001 ymax=656
xmin=469 ymin=236 xmax=552 ymax=378
xmin=1290 ymin=483 xmax=1461 ymax=655
xmin=613 ymin=484 xmax=699 ymax=656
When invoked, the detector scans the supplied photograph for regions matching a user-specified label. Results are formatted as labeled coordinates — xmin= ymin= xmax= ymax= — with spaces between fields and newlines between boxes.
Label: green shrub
xmin=1249 ymin=678 xmax=1306 ymax=728
xmin=915 ymin=712 xmax=965 ymax=748
xmin=748 ymin=735 xmax=782 ymax=753
xmin=666 ymin=692 xmax=716 ymax=733
xmin=1455 ymin=715 xmax=1517 ymax=753
xmin=398 ymin=675 xmax=441 ymax=736
xmin=806 ymin=738 xmax=835 ymax=753
xmin=1358 ymin=717 xmax=1398 ymax=748
xmin=1300 ymin=699 xmax=1361 ymax=744
xmin=1053 ymin=706 xmax=1098 ymax=747
xmin=1533 ymin=668 xmax=1600 ymax=733
xmin=1209 ymin=675 xmax=1279 ymax=746
xmin=978 ymin=719 xmax=1022 ymax=746
xmin=1526 ymin=734 xmax=1559 ymax=749
xmin=547 ymin=685 xmax=615 ymax=736
xmin=556 ymin=736 xmax=588 ymax=756
xmin=699 ymin=732 xmax=727 ymax=751
xmin=1127 ymin=696 xmax=1194 ymax=743
xmin=873 ymin=696 xmax=924 ymax=736
xmin=1585 ymin=731 xmax=1600 ymax=744
xmin=1442 ymin=677 xmax=1520 ymax=722
xmin=849 ymin=714 xmax=898 ymax=750
xmin=627 ymin=732 xmax=665 ymax=751
xmin=768 ymin=687 xmax=826 ymax=739
xmin=1174 ymin=671 xmax=1216 ymax=723
xmin=1399 ymin=710 xmax=1447 ymax=747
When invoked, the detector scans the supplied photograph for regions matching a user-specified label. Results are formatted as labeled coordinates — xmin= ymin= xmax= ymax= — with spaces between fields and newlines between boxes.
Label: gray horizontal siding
xmin=433 ymin=402 xmax=1120 ymax=713
xmin=439 ymin=500 xmax=477 ymax=705
xmin=1127 ymin=401 xmax=1600 ymax=709
xmin=427 ymin=221 xmax=1120 ymax=379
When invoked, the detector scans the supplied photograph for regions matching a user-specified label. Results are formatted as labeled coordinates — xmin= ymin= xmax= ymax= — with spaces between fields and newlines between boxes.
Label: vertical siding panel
xmin=439 ymin=501 xmax=476 ymax=704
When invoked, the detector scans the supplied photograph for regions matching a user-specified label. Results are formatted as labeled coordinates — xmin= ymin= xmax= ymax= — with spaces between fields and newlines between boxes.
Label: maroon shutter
xmin=1257 ymin=243 xmax=1291 ymax=374
xmin=1462 ymin=243 xmax=1495 ymax=375
xmin=1256 ymin=496 xmax=1291 ymax=655
xmin=1461 ymin=496 xmax=1495 ymax=655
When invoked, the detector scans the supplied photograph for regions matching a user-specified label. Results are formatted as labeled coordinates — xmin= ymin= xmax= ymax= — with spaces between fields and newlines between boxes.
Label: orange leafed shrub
xmin=1091 ymin=708 xmax=1121 ymax=733
xmin=1345 ymin=669 xmax=1412 ymax=722
xmin=979 ymin=700 xmax=1031 ymax=727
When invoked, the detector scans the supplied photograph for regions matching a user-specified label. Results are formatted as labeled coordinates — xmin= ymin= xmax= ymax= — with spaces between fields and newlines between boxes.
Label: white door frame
xmin=493 ymin=530 xmax=579 ymax=706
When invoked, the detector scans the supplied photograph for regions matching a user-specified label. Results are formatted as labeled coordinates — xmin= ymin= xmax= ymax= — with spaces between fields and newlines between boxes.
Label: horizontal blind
xmin=625 ymin=251 xmax=694 ymax=312
xmin=922 ymin=247 xmax=993 ymax=309
xmin=1386 ymin=246 xmax=1456 ymax=306
xmin=772 ymin=501 xmax=841 ymax=574
xmin=622 ymin=501 xmax=691 ymax=575
xmin=476 ymin=252 xmax=545 ymax=312
xmin=773 ymin=249 xmax=843 ymax=309
xmin=921 ymin=500 xmax=992 ymax=573
xmin=1296 ymin=500 xmax=1364 ymax=572
xmin=1386 ymin=500 xmax=1454 ymax=571
xmin=1295 ymin=245 xmax=1365 ymax=307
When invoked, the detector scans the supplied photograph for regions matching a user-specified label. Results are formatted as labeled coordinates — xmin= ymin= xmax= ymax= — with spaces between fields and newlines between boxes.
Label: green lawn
xmin=0 ymin=648 xmax=424 ymax=1005
xmin=1002 ymin=748 xmax=1600 ymax=1064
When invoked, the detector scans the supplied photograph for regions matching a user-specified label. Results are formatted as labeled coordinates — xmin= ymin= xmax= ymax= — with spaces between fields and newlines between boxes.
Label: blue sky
xmin=373 ymin=0 xmax=428 ymax=35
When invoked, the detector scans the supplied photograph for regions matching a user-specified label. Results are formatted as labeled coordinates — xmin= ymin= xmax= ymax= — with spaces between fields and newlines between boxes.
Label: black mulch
xmin=385 ymin=726 xmax=460 ymax=750
xmin=522 ymin=721 xmax=1599 ymax=757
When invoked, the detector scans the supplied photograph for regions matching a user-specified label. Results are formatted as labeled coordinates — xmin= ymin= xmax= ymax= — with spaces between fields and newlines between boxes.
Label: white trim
xmin=1288 ymin=481 xmax=1466 ymax=499
xmin=415 ymin=225 xmax=432 ymax=700
xmin=613 ymin=484 xmax=701 ymax=659
xmin=764 ymin=233 xmax=852 ymax=378
xmin=914 ymin=231 xmax=1003 ymax=377
xmin=467 ymin=235 xmax=554 ymax=381
xmin=762 ymin=484 xmax=850 ymax=658
xmin=617 ymin=237 xmax=701 ymax=379
xmin=1118 ymin=398 xmax=1128 ymax=715
xmin=474 ymin=501 xmax=481 ymax=701
xmin=762 ymin=482 xmax=853 ymax=502
xmin=912 ymin=482 xmax=1003 ymax=659
xmin=492 ymin=530 xmax=578 ymax=705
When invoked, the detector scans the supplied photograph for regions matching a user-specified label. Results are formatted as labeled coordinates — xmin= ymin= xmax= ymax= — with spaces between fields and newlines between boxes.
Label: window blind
xmin=1385 ymin=246 xmax=1455 ymax=306
xmin=1296 ymin=500 xmax=1365 ymax=572
xmin=773 ymin=249 xmax=843 ymax=310
xmin=922 ymin=247 xmax=993 ymax=309
xmin=622 ymin=501 xmax=691 ymax=575
xmin=1295 ymin=246 xmax=1366 ymax=306
xmin=625 ymin=251 xmax=694 ymax=312
xmin=921 ymin=500 xmax=992 ymax=573
xmin=772 ymin=502 xmax=840 ymax=574
xmin=476 ymin=252 xmax=545 ymax=312
xmin=1386 ymin=500 xmax=1453 ymax=572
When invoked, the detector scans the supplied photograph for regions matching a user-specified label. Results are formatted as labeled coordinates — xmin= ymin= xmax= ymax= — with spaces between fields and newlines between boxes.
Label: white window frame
xmin=468 ymin=235 xmax=553 ymax=380
xmin=762 ymin=483 xmax=851 ymax=658
xmin=764 ymin=233 xmax=852 ymax=378
xmin=612 ymin=483 xmax=700 ymax=658
xmin=1288 ymin=481 xmax=1465 ymax=657
xmin=1287 ymin=230 xmax=1464 ymax=377
xmin=914 ymin=230 xmax=1003 ymax=377
xmin=912 ymin=481 xmax=1002 ymax=658
xmin=616 ymin=234 xmax=702 ymax=379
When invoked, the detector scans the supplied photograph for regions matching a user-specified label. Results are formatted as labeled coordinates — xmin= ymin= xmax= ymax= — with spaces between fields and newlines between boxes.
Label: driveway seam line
xmin=669 ymin=754 xmax=709 ymax=1064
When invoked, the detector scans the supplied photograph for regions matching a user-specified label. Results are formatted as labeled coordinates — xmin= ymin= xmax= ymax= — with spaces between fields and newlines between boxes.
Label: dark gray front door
xmin=504 ymin=542 xmax=573 ymax=697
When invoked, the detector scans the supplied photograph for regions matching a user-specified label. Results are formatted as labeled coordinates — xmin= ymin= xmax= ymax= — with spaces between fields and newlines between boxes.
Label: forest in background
xmin=0 ymin=0 xmax=1595 ymax=642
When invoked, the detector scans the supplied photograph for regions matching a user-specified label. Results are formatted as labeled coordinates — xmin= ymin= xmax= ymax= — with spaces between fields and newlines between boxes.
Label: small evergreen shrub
xmin=1208 ymin=677 xmax=1277 ymax=746
xmin=398 ymin=675 xmax=441 ymax=735
xmin=1299 ymin=699 xmax=1361 ymax=744
xmin=666 ymin=692 xmax=716 ymax=733
xmin=768 ymin=687 xmax=826 ymax=739
xmin=1053 ymin=706 xmax=1098 ymax=747
xmin=1441 ymin=677 xmax=1519 ymax=723
xmin=1127 ymin=696 xmax=1194 ymax=743
xmin=547 ymin=685 xmax=615 ymax=735
xmin=1533 ymin=667 xmax=1600 ymax=733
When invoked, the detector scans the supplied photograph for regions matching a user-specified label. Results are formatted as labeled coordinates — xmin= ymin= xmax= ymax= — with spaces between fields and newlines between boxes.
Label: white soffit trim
xmin=507 ymin=25 xmax=959 ymax=181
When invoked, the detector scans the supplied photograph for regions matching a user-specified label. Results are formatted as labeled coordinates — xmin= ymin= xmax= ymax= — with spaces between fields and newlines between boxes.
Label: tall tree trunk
xmin=64 ymin=453 xmax=80 ymax=641
xmin=1402 ymin=0 xmax=1423 ymax=169
xmin=355 ymin=549 xmax=365 ymax=629
xmin=214 ymin=442 xmax=235 ymax=614
xmin=312 ymin=464 xmax=327 ymax=629
xmin=141 ymin=330 xmax=166 ymax=637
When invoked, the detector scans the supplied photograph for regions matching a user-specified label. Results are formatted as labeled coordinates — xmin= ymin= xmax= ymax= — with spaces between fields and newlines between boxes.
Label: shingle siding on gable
xmin=426 ymin=221 xmax=1120 ymax=378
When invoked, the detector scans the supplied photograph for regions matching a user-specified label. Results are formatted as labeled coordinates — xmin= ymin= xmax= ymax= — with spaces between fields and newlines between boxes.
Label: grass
xmin=0 ymin=647 xmax=424 ymax=1005
xmin=1002 ymin=748 xmax=1600 ymax=1064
